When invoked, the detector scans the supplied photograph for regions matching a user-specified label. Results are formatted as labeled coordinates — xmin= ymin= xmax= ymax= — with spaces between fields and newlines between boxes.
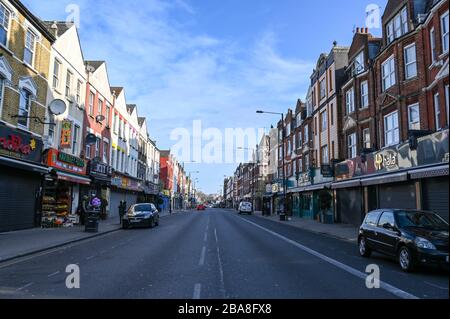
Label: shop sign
xmin=89 ymin=159 xmax=112 ymax=179
xmin=321 ymin=164 xmax=334 ymax=177
xmin=298 ymin=172 xmax=311 ymax=184
xmin=375 ymin=150 xmax=398 ymax=170
xmin=60 ymin=120 xmax=72 ymax=148
xmin=271 ymin=183 xmax=279 ymax=193
xmin=0 ymin=124 xmax=43 ymax=162
xmin=45 ymin=148 xmax=87 ymax=175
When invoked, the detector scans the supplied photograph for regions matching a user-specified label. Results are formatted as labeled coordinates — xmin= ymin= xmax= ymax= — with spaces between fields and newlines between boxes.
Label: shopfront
xmin=333 ymin=129 xmax=449 ymax=224
xmin=110 ymin=172 xmax=140 ymax=218
xmin=0 ymin=124 xmax=47 ymax=232
xmin=86 ymin=158 xmax=112 ymax=217
xmin=42 ymin=148 xmax=90 ymax=227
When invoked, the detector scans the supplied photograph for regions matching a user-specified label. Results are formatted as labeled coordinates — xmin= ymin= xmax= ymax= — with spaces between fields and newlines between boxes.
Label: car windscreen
xmin=134 ymin=204 xmax=153 ymax=212
xmin=396 ymin=211 xmax=449 ymax=229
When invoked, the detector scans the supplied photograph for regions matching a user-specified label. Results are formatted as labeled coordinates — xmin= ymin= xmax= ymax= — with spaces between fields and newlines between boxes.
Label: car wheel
xmin=358 ymin=236 xmax=372 ymax=257
xmin=398 ymin=246 xmax=414 ymax=272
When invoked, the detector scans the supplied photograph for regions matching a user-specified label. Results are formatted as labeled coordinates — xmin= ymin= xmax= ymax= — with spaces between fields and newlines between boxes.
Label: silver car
xmin=238 ymin=202 xmax=253 ymax=215
xmin=123 ymin=203 xmax=160 ymax=229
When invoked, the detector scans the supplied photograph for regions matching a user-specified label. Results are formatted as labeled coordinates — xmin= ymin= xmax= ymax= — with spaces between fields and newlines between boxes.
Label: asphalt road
xmin=0 ymin=209 xmax=448 ymax=299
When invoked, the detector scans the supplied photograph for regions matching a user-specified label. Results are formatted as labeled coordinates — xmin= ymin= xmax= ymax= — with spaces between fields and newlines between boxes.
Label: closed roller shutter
xmin=379 ymin=182 xmax=416 ymax=210
xmin=109 ymin=190 xmax=126 ymax=218
xmin=337 ymin=187 xmax=364 ymax=226
xmin=0 ymin=166 xmax=40 ymax=232
xmin=423 ymin=177 xmax=449 ymax=221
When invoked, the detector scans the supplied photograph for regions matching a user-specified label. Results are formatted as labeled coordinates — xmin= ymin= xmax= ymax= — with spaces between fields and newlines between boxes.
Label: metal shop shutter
xmin=0 ymin=166 xmax=40 ymax=232
xmin=423 ymin=177 xmax=449 ymax=222
xmin=378 ymin=182 xmax=416 ymax=210
xmin=109 ymin=190 xmax=126 ymax=219
xmin=337 ymin=187 xmax=364 ymax=226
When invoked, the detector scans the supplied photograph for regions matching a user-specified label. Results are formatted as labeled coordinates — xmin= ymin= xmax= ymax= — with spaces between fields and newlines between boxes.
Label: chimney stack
xmin=356 ymin=27 xmax=360 ymax=33
xmin=50 ymin=21 xmax=58 ymax=38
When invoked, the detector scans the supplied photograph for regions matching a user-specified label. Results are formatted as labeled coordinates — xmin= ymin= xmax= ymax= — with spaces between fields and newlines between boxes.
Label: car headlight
xmin=415 ymin=237 xmax=436 ymax=250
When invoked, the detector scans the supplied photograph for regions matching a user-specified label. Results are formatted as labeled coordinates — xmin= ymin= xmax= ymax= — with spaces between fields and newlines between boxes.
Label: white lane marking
xmin=16 ymin=282 xmax=33 ymax=291
xmin=239 ymin=217 xmax=420 ymax=300
xmin=204 ymin=232 xmax=208 ymax=242
xmin=424 ymin=281 xmax=449 ymax=290
xmin=214 ymin=228 xmax=226 ymax=297
xmin=193 ymin=283 xmax=201 ymax=299
xmin=86 ymin=255 xmax=95 ymax=260
xmin=199 ymin=246 xmax=206 ymax=266
xmin=47 ymin=271 xmax=60 ymax=278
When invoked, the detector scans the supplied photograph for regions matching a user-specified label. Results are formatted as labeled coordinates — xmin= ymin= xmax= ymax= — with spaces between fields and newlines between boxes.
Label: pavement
xmin=0 ymin=208 xmax=448 ymax=299
xmin=250 ymin=210 xmax=359 ymax=243
xmin=0 ymin=209 xmax=188 ymax=263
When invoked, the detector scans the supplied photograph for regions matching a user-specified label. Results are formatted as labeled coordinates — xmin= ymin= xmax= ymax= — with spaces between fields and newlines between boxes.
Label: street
xmin=0 ymin=209 xmax=448 ymax=299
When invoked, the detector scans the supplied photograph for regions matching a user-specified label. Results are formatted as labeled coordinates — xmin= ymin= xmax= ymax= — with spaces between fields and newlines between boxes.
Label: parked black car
xmin=123 ymin=203 xmax=160 ymax=229
xmin=358 ymin=209 xmax=449 ymax=272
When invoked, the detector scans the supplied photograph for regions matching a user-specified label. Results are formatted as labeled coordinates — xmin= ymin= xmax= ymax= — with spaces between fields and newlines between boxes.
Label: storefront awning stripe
xmin=56 ymin=171 xmax=92 ymax=185
xmin=0 ymin=155 xmax=49 ymax=174
xmin=408 ymin=164 xmax=449 ymax=180
xmin=360 ymin=172 xmax=407 ymax=186
xmin=331 ymin=179 xmax=361 ymax=189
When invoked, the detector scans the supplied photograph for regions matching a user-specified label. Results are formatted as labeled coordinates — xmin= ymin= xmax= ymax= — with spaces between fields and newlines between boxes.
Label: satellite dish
xmin=96 ymin=115 xmax=106 ymax=123
xmin=85 ymin=133 xmax=97 ymax=145
xmin=48 ymin=99 xmax=67 ymax=115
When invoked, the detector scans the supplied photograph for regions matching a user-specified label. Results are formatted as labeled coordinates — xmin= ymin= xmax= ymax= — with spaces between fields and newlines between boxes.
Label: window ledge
xmin=0 ymin=43 xmax=14 ymax=56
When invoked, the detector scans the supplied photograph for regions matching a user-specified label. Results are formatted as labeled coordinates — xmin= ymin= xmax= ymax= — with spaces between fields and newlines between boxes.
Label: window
xmin=328 ymin=69 xmax=333 ymax=92
xmin=103 ymin=141 xmax=108 ymax=164
xmin=346 ymin=88 xmax=355 ymax=114
xmin=404 ymin=44 xmax=417 ymax=79
xmin=286 ymin=123 xmax=290 ymax=136
xmin=331 ymin=141 xmax=335 ymax=159
xmin=24 ymin=29 xmax=36 ymax=66
xmin=320 ymin=78 xmax=326 ymax=99
xmin=354 ymin=51 xmax=364 ymax=74
xmin=361 ymin=81 xmax=369 ymax=108
xmin=304 ymin=154 xmax=309 ymax=169
xmin=408 ymin=103 xmax=420 ymax=130
xmin=330 ymin=103 xmax=334 ymax=125
xmin=387 ymin=6 xmax=408 ymax=44
xmin=364 ymin=211 xmax=380 ymax=226
xmin=430 ymin=28 xmax=436 ymax=63
xmin=382 ymin=56 xmax=396 ymax=91
xmin=348 ymin=133 xmax=357 ymax=159
xmin=0 ymin=3 xmax=10 ymax=46
xmin=106 ymin=105 xmax=110 ymax=126
xmin=98 ymin=99 xmax=103 ymax=116
xmin=72 ymin=124 xmax=80 ymax=154
xmin=116 ymin=150 xmax=120 ymax=170
xmin=434 ymin=93 xmax=441 ymax=130
xmin=296 ymin=113 xmax=302 ymax=127
xmin=18 ymin=89 xmax=32 ymax=128
xmin=378 ymin=212 xmax=395 ymax=228
xmin=52 ymin=59 xmax=61 ymax=89
xmin=65 ymin=70 xmax=72 ymax=98
xmin=85 ymin=144 xmax=91 ymax=159
xmin=113 ymin=113 xmax=118 ymax=133
xmin=320 ymin=110 xmax=327 ymax=132
xmin=76 ymin=80 xmax=82 ymax=105
xmin=0 ymin=77 xmax=4 ymax=112
xmin=95 ymin=137 xmax=100 ymax=158
xmin=111 ymin=149 xmax=116 ymax=170
xmin=441 ymin=12 xmax=449 ymax=53
xmin=48 ymin=114 xmax=55 ymax=144
xmin=297 ymin=131 xmax=302 ymax=148
xmin=384 ymin=111 xmax=399 ymax=146
xmin=287 ymin=139 xmax=291 ymax=155
xmin=321 ymin=145 xmax=329 ymax=164
xmin=89 ymin=92 xmax=94 ymax=116
xmin=304 ymin=125 xmax=308 ymax=144
xmin=363 ymin=128 xmax=371 ymax=149
xmin=298 ymin=158 xmax=303 ymax=173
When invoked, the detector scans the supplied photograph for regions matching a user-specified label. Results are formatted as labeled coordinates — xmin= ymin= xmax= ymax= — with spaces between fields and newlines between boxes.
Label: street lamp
xmin=256 ymin=110 xmax=287 ymax=219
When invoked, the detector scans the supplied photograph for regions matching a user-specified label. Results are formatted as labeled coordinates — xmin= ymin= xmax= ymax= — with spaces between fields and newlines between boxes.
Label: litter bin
xmin=85 ymin=212 xmax=99 ymax=233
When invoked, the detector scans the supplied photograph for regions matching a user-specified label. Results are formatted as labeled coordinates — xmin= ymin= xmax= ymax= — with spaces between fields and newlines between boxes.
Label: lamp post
xmin=257 ymin=110 xmax=287 ymax=219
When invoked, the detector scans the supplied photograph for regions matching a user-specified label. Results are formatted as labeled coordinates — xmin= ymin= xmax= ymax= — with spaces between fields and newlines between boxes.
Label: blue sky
xmin=26 ymin=0 xmax=386 ymax=194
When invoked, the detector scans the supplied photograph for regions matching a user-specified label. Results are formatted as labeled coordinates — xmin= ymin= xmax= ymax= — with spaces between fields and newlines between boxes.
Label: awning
xmin=409 ymin=164 xmax=449 ymax=180
xmin=332 ymin=179 xmax=361 ymax=189
xmin=304 ymin=183 xmax=332 ymax=191
xmin=57 ymin=171 xmax=92 ymax=185
xmin=360 ymin=172 xmax=408 ymax=186
xmin=0 ymin=155 xmax=48 ymax=174
xmin=287 ymin=186 xmax=306 ymax=193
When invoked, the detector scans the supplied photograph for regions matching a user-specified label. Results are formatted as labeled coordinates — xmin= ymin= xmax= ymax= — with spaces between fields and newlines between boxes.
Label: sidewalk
xmin=250 ymin=210 xmax=359 ymax=243
xmin=0 ymin=209 xmax=188 ymax=263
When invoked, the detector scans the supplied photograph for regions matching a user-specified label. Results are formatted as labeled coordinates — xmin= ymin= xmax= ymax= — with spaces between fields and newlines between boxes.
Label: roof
xmin=160 ymin=150 xmax=171 ymax=157
xmin=110 ymin=87 xmax=123 ymax=96
xmin=85 ymin=60 xmax=104 ymax=72
xmin=9 ymin=0 xmax=56 ymax=42
xmin=42 ymin=21 xmax=73 ymax=37
xmin=126 ymin=104 xmax=136 ymax=115
xmin=138 ymin=117 xmax=146 ymax=126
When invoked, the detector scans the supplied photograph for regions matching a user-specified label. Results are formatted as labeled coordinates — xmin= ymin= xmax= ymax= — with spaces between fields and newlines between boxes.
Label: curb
xmin=250 ymin=213 xmax=358 ymax=244
xmin=0 ymin=227 xmax=122 ymax=265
